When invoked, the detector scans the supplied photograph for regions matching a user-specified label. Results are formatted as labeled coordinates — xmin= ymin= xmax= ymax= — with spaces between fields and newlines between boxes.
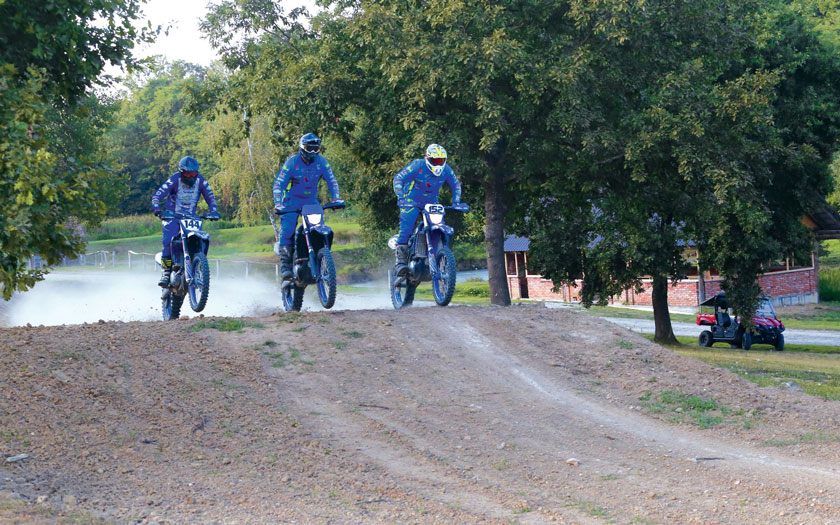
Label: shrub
xmin=820 ymin=268 xmax=840 ymax=302
xmin=88 ymin=214 xmax=244 ymax=240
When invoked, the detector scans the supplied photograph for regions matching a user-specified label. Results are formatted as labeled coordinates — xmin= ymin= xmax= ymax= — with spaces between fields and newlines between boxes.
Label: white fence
xmin=34 ymin=250 xmax=284 ymax=281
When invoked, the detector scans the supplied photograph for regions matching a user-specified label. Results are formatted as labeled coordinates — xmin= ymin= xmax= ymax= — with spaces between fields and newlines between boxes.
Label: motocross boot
xmin=278 ymin=245 xmax=294 ymax=280
xmin=158 ymin=257 xmax=173 ymax=287
xmin=394 ymin=244 xmax=410 ymax=276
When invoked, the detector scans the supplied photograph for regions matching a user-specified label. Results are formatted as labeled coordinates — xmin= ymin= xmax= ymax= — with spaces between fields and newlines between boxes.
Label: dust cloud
xmin=0 ymin=270 xmax=402 ymax=327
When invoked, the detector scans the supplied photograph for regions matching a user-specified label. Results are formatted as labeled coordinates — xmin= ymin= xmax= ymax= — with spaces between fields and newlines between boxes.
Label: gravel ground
xmin=1 ymin=304 xmax=840 ymax=523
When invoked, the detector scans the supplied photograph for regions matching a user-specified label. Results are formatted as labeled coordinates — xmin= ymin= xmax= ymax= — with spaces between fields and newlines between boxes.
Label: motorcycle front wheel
xmin=432 ymin=247 xmax=457 ymax=306
xmin=317 ymin=248 xmax=337 ymax=309
xmin=389 ymin=269 xmax=416 ymax=310
xmin=188 ymin=252 xmax=211 ymax=312
xmin=162 ymin=289 xmax=185 ymax=321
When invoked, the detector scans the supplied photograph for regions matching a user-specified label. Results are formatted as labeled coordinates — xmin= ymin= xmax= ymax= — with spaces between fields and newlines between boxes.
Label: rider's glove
xmin=206 ymin=211 xmax=221 ymax=220
xmin=153 ymin=209 xmax=162 ymax=218
xmin=331 ymin=199 xmax=346 ymax=207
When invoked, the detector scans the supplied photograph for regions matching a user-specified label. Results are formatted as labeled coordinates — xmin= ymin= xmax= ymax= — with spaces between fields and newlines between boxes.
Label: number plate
xmin=180 ymin=219 xmax=203 ymax=231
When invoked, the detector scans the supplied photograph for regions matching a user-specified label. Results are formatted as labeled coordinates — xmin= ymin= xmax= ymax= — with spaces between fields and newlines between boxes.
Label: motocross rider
xmin=392 ymin=144 xmax=462 ymax=276
xmin=272 ymin=133 xmax=343 ymax=280
xmin=151 ymin=156 xmax=220 ymax=287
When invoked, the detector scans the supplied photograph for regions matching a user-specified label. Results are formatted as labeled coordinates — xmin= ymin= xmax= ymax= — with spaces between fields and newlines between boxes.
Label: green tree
xmin=0 ymin=0 xmax=148 ymax=298
xmin=200 ymin=0 xmax=620 ymax=305
xmin=511 ymin=0 xmax=779 ymax=343
xmin=519 ymin=0 xmax=840 ymax=341
xmin=105 ymin=60 xmax=220 ymax=215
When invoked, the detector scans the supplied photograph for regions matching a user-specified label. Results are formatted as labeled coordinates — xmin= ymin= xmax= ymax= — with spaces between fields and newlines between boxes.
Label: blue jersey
xmin=151 ymin=173 xmax=218 ymax=215
xmin=393 ymin=159 xmax=461 ymax=205
xmin=272 ymin=153 xmax=340 ymax=207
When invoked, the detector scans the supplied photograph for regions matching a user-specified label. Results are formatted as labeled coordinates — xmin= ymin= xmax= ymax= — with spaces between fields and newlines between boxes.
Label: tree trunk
xmin=652 ymin=274 xmax=679 ymax=345
xmin=484 ymin=166 xmax=511 ymax=306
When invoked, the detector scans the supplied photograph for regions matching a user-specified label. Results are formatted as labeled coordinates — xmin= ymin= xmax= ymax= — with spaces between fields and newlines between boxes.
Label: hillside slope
xmin=2 ymin=305 xmax=840 ymax=523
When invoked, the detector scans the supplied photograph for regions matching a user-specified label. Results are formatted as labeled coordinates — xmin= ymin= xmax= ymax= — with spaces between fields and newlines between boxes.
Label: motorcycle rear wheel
xmin=389 ymin=269 xmax=416 ymax=310
xmin=282 ymin=282 xmax=305 ymax=312
xmin=188 ymin=252 xmax=211 ymax=312
xmin=162 ymin=290 xmax=184 ymax=321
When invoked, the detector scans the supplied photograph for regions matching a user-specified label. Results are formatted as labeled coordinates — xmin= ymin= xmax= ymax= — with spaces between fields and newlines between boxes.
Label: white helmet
xmin=425 ymin=144 xmax=447 ymax=176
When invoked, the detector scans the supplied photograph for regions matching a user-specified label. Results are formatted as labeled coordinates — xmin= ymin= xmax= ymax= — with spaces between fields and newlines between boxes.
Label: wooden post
xmin=128 ymin=252 xmax=132 ymax=271
xmin=814 ymin=239 xmax=820 ymax=302
xmin=216 ymin=259 xmax=221 ymax=279
xmin=113 ymin=251 xmax=116 ymax=268
xmin=275 ymin=264 xmax=279 ymax=281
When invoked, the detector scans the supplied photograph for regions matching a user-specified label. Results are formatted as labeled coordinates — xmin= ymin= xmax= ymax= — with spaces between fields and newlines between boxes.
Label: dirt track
xmin=2 ymin=304 xmax=840 ymax=523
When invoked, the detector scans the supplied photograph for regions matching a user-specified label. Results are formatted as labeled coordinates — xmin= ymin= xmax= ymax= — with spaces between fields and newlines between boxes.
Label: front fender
xmin=311 ymin=225 xmax=334 ymax=249
xmin=186 ymin=231 xmax=211 ymax=255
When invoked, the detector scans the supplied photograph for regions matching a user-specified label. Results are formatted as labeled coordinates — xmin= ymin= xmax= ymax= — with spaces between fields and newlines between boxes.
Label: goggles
xmin=180 ymin=170 xmax=198 ymax=178
xmin=427 ymin=156 xmax=446 ymax=166
xmin=302 ymin=143 xmax=321 ymax=154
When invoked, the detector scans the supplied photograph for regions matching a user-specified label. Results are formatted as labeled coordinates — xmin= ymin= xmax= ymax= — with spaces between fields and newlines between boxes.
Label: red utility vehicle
xmin=696 ymin=293 xmax=785 ymax=351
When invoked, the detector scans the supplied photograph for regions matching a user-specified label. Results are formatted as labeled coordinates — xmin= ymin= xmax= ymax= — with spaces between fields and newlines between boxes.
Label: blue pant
xmin=397 ymin=206 xmax=421 ymax=244
xmin=278 ymin=212 xmax=300 ymax=246
xmin=161 ymin=220 xmax=180 ymax=259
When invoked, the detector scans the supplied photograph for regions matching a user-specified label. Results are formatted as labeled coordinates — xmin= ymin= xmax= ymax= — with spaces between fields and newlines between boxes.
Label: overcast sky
xmin=104 ymin=0 xmax=317 ymax=80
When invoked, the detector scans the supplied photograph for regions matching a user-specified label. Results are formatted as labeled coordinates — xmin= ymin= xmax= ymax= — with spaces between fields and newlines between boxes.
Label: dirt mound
xmin=1 ymin=304 xmax=840 ymax=523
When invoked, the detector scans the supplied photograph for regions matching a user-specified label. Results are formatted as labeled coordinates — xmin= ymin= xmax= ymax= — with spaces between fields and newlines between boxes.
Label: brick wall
xmin=508 ymin=266 xmax=818 ymax=306
xmin=624 ymin=280 xmax=699 ymax=307
xmin=703 ymin=268 xmax=817 ymax=302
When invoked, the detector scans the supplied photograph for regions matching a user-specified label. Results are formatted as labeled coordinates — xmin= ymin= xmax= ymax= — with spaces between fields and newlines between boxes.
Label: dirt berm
xmin=2 ymin=304 xmax=840 ymax=523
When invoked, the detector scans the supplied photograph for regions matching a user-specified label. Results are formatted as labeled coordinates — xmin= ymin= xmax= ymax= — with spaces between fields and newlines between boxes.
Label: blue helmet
xmin=178 ymin=156 xmax=200 ymax=172
xmin=178 ymin=156 xmax=200 ymax=186
xmin=299 ymin=133 xmax=321 ymax=163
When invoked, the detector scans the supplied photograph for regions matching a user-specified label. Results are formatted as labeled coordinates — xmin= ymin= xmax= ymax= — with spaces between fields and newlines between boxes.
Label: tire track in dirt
xmin=264 ymin=306 xmax=840 ymax=523
xmin=455 ymin=317 xmax=840 ymax=484
xmin=3 ymin=305 xmax=840 ymax=523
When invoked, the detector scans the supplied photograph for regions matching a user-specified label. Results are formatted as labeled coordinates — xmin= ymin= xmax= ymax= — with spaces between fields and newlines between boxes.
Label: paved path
xmin=601 ymin=317 xmax=840 ymax=347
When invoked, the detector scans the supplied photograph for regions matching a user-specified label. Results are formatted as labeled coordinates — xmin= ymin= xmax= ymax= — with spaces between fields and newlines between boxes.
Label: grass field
xmin=821 ymin=239 xmax=840 ymax=268
xmin=339 ymin=278 xmax=492 ymax=305
xmin=581 ymin=303 xmax=840 ymax=331
xmin=84 ymin=215 xmax=487 ymax=285
xmin=646 ymin=334 xmax=840 ymax=354
xmin=88 ymin=216 xmax=364 ymax=260
xmin=657 ymin=341 xmax=840 ymax=401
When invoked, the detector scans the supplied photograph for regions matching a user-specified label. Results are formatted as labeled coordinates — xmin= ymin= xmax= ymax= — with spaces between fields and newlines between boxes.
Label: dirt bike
xmin=155 ymin=211 xmax=219 ymax=320
xmin=275 ymin=201 xmax=346 ymax=312
xmin=388 ymin=202 xmax=470 ymax=309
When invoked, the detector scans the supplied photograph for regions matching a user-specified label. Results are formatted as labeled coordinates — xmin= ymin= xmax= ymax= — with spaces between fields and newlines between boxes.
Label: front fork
xmin=426 ymin=230 xmax=446 ymax=279
xmin=181 ymin=237 xmax=195 ymax=285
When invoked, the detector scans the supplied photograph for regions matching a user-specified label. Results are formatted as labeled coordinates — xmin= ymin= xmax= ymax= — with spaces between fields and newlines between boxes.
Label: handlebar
xmin=401 ymin=202 xmax=470 ymax=213
xmin=275 ymin=201 xmax=346 ymax=215
xmin=160 ymin=211 xmax=220 ymax=221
